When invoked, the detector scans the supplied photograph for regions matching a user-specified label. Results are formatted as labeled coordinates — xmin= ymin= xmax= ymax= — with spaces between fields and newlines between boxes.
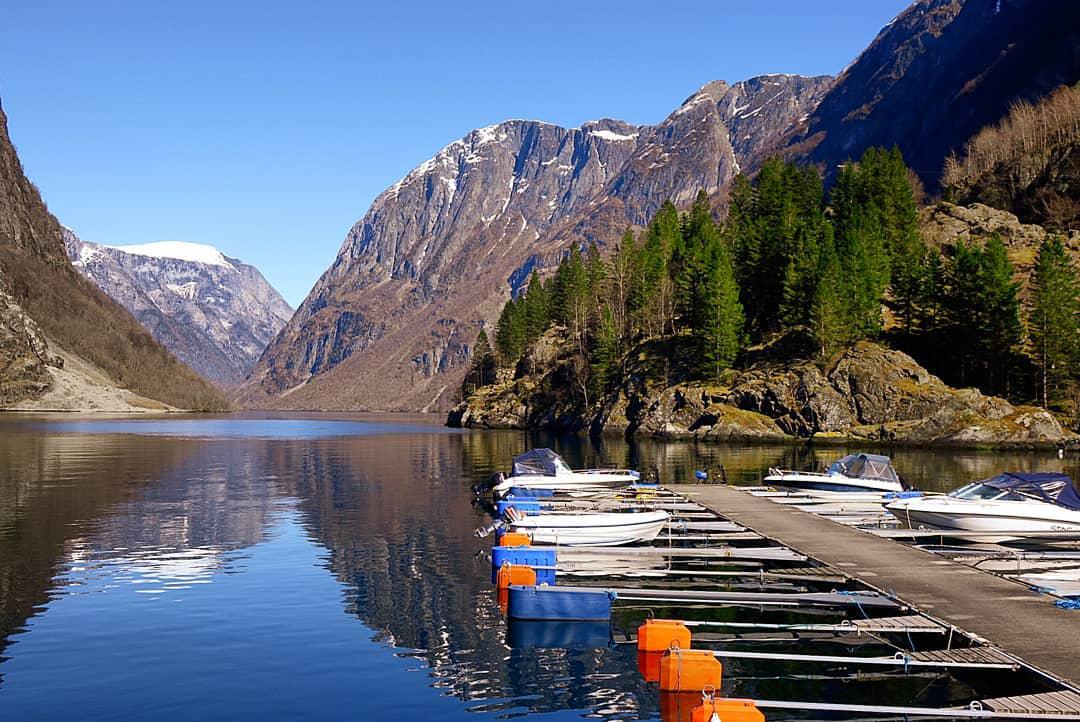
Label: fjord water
xmin=0 ymin=414 xmax=1075 ymax=721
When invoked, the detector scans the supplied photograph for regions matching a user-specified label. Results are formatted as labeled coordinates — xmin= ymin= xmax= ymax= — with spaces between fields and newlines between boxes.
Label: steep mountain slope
xmin=238 ymin=75 xmax=830 ymax=411
xmin=65 ymin=232 xmax=293 ymax=386
xmin=0 ymin=97 xmax=227 ymax=410
xmin=785 ymin=0 xmax=1080 ymax=189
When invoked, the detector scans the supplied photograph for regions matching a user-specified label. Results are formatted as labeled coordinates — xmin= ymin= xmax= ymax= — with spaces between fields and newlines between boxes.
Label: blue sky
xmin=2 ymin=0 xmax=910 ymax=307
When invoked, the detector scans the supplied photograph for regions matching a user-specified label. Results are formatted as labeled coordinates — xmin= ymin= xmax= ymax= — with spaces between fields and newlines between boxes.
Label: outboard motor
xmin=473 ymin=471 xmax=506 ymax=497
xmin=474 ymin=519 xmax=504 ymax=539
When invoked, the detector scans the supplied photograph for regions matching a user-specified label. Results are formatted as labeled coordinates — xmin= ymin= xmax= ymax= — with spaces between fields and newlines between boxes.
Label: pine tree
xmin=809 ymin=232 xmax=850 ymax=358
xmin=697 ymin=237 xmax=744 ymax=379
xmin=1030 ymin=235 xmax=1079 ymax=408
xmin=590 ymin=305 xmax=620 ymax=396
xmin=468 ymin=328 xmax=496 ymax=390
xmin=494 ymin=297 xmax=526 ymax=364
xmin=521 ymin=271 xmax=551 ymax=344
xmin=831 ymin=164 xmax=890 ymax=338
xmin=637 ymin=201 xmax=680 ymax=337
xmin=979 ymin=234 xmax=1024 ymax=394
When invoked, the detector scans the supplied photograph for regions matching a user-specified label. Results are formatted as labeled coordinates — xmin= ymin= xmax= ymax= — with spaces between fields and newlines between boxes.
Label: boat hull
xmin=509 ymin=510 xmax=670 ymax=546
xmin=764 ymin=472 xmax=902 ymax=494
xmin=886 ymin=498 xmax=1080 ymax=543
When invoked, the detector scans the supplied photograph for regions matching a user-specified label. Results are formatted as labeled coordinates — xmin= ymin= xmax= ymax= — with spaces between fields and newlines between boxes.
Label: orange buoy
xmin=637 ymin=650 xmax=664 ymax=683
xmin=496 ymin=563 xmax=537 ymax=591
xmin=499 ymin=532 xmax=532 ymax=547
xmin=659 ymin=649 xmax=722 ymax=692
xmin=691 ymin=694 xmax=764 ymax=722
xmin=638 ymin=619 xmax=691 ymax=653
xmin=659 ymin=691 xmax=701 ymax=722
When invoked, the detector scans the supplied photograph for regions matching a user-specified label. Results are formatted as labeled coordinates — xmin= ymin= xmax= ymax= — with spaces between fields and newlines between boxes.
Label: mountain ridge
xmin=65 ymin=231 xmax=293 ymax=387
xmin=237 ymin=73 xmax=831 ymax=411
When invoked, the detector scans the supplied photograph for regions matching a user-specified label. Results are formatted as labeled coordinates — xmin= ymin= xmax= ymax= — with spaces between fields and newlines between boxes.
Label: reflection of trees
xmin=2 ymin=422 xmax=1074 ymax=716
xmin=0 ymin=432 xmax=197 ymax=659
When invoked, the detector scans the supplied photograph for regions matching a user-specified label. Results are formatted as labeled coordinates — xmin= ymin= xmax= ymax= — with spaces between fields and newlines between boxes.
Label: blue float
xmin=506 ymin=620 xmax=611 ymax=649
xmin=508 ymin=487 xmax=555 ymax=498
xmin=490 ymin=546 xmax=556 ymax=585
xmin=496 ymin=499 xmax=542 ymax=517
xmin=506 ymin=585 xmax=616 ymax=621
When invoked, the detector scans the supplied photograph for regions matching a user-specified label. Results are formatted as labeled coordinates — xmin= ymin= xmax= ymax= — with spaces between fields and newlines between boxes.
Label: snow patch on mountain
xmin=107 ymin=241 xmax=235 ymax=269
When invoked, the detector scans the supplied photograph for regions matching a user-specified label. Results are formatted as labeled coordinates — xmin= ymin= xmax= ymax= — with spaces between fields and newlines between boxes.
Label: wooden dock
xmin=671 ymin=484 xmax=1080 ymax=688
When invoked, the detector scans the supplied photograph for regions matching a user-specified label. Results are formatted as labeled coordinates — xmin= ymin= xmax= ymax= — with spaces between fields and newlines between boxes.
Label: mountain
xmin=0 ymin=97 xmax=227 ymax=411
xmin=64 ymin=232 xmax=293 ymax=387
xmin=241 ymin=0 xmax=1080 ymax=413
xmin=237 ymin=75 xmax=831 ymax=411
xmin=785 ymin=0 xmax=1080 ymax=189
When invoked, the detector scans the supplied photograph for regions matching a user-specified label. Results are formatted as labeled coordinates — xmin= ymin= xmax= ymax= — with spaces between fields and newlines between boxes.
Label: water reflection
xmin=0 ymin=415 xmax=1073 ymax=720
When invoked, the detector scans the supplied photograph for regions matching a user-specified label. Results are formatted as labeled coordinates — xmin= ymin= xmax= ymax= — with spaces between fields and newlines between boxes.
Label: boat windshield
xmin=950 ymin=483 xmax=1031 ymax=502
xmin=827 ymin=453 xmax=900 ymax=483
xmin=950 ymin=472 xmax=1080 ymax=509
xmin=511 ymin=448 xmax=573 ymax=477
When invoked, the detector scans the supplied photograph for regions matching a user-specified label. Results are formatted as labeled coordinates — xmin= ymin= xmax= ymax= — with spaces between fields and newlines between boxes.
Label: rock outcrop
xmin=449 ymin=331 xmax=1075 ymax=449
xmin=65 ymin=231 xmax=293 ymax=387
xmin=239 ymin=75 xmax=830 ymax=411
xmin=920 ymin=202 xmax=1080 ymax=295
xmin=0 ymin=284 xmax=58 ymax=405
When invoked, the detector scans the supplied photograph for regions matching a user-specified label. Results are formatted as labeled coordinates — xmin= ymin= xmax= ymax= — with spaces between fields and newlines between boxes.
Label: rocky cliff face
xmin=239 ymin=75 xmax=831 ymax=411
xmin=64 ymin=232 xmax=292 ymax=387
xmin=786 ymin=0 xmax=1080 ymax=189
xmin=0 ymin=96 xmax=227 ymax=410
xmin=449 ymin=329 xmax=1075 ymax=449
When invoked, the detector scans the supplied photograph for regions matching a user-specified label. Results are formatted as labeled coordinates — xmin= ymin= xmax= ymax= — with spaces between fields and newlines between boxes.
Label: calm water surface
xmin=0 ymin=413 xmax=1074 ymax=721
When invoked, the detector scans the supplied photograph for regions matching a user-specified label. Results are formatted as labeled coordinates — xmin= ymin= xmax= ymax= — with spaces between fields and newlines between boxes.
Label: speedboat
xmin=504 ymin=508 xmax=670 ymax=546
xmin=489 ymin=448 xmax=639 ymax=498
xmin=885 ymin=472 xmax=1080 ymax=543
xmin=764 ymin=453 xmax=904 ymax=494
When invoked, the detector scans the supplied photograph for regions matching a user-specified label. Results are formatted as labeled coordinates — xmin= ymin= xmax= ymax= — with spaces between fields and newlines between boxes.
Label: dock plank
xmin=671 ymin=484 xmax=1080 ymax=687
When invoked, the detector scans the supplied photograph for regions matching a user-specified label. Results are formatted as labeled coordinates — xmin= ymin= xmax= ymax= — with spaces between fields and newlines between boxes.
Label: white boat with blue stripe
xmin=765 ymin=453 xmax=904 ymax=494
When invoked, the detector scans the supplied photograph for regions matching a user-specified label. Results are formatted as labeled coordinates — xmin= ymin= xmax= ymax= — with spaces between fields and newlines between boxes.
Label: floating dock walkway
xmin=671 ymin=483 xmax=1080 ymax=688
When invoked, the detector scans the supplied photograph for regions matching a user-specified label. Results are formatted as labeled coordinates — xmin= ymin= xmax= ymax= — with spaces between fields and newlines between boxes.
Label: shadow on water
xmin=0 ymin=414 xmax=1075 ymax=720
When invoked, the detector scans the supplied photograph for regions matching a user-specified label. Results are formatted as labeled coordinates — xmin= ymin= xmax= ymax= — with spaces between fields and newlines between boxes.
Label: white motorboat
xmin=505 ymin=508 xmax=670 ymax=546
xmin=885 ymin=472 xmax=1080 ymax=543
xmin=490 ymin=448 xmax=639 ymax=498
xmin=765 ymin=453 xmax=905 ymax=494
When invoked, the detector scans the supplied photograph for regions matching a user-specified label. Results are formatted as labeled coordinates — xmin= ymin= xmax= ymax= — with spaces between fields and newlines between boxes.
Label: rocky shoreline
xmin=448 ymin=329 xmax=1078 ymax=450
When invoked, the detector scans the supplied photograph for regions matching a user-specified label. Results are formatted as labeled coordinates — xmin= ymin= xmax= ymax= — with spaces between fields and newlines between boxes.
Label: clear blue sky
xmin=1 ymin=0 xmax=910 ymax=307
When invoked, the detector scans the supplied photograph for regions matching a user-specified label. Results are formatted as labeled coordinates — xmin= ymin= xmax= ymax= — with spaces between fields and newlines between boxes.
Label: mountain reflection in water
xmin=0 ymin=414 xmax=1075 ymax=721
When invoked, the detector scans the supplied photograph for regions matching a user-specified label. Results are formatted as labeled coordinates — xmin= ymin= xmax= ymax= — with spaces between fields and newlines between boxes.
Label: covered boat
xmin=491 ymin=448 xmax=639 ymax=497
xmin=765 ymin=453 xmax=904 ymax=494
xmin=885 ymin=472 xmax=1080 ymax=543
xmin=505 ymin=508 xmax=670 ymax=546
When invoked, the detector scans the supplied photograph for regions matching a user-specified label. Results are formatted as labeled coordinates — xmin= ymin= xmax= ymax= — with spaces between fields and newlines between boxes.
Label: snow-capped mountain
xmin=64 ymin=232 xmax=293 ymax=387
xmin=237 ymin=75 xmax=830 ymax=411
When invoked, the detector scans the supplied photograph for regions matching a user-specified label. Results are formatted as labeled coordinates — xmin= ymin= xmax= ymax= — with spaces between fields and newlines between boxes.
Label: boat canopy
xmin=829 ymin=453 xmax=900 ymax=484
xmin=512 ymin=448 xmax=571 ymax=477
xmin=980 ymin=472 xmax=1080 ymax=511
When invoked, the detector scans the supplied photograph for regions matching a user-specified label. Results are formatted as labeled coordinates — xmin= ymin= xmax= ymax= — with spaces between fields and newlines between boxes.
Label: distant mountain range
xmin=236 ymin=0 xmax=1080 ymax=413
xmin=64 ymin=233 xmax=293 ymax=387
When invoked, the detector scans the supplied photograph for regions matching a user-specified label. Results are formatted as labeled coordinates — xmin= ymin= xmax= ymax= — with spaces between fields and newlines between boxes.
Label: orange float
xmin=659 ymin=649 xmax=722 ymax=692
xmin=496 ymin=563 xmax=537 ymax=590
xmin=691 ymin=694 xmax=764 ymax=722
xmin=638 ymin=619 xmax=691 ymax=653
xmin=499 ymin=532 xmax=532 ymax=547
